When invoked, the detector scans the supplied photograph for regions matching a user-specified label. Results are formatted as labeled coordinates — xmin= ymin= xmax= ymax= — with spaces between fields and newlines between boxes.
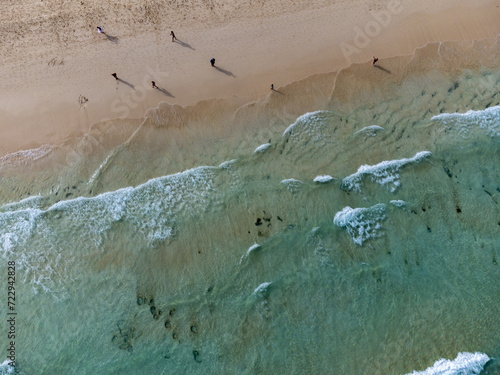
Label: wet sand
xmin=0 ymin=0 xmax=499 ymax=156
xmin=1 ymin=3 xmax=500 ymax=374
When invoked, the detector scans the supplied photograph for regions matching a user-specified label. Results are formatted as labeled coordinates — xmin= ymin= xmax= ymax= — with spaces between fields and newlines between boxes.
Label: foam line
xmin=353 ymin=125 xmax=384 ymax=136
xmin=254 ymin=143 xmax=271 ymax=153
xmin=313 ymin=175 xmax=334 ymax=183
xmin=431 ymin=105 xmax=500 ymax=138
xmin=333 ymin=204 xmax=386 ymax=246
xmin=404 ymin=352 xmax=490 ymax=375
xmin=341 ymin=151 xmax=431 ymax=193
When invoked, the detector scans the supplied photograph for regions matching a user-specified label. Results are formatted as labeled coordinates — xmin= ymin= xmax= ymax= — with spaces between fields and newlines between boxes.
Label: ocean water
xmin=1 ymin=41 xmax=500 ymax=374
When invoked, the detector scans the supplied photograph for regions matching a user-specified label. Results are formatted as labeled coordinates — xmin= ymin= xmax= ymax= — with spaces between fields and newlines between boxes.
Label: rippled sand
xmin=1 ymin=38 xmax=500 ymax=374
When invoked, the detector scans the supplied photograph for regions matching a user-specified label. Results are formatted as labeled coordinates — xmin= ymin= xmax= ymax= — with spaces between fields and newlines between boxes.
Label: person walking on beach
xmin=372 ymin=56 xmax=378 ymax=66
xmin=210 ymin=58 xmax=215 ymax=67
xmin=97 ymin=26 xmax=104 ymax=34
xmin=170 ymin=31 xmax=176 ymax=42
xmin=271 ymin=84 xmax=274 ymax=90
xmin=111 ymin=73 xmax=118 ymax=80
xmin=151 ymin=81 xmax=158 ymax=89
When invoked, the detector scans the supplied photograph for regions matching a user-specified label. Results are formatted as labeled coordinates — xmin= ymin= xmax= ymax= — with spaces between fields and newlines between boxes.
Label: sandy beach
xmin=0 ymin=0 xmax=499 ymax=157
xmin=2 ymin=2 xmax=500 ymax=375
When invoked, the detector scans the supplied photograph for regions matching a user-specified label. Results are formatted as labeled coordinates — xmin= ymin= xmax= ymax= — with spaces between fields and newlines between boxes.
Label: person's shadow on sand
xmin=117 ymin=78 xmax=135 ymax=89
xmin=155 ymin=87 xmax=175 ymax=98
xmin=105 ymin=33 xmax=119 ymax=44
xmin=174 ymin=39 xmax=194 ymax=50
xmin=374 ymin=65 xmax=391 ymax=74
xmin=214 ymin=66 xmax=236 ymax=78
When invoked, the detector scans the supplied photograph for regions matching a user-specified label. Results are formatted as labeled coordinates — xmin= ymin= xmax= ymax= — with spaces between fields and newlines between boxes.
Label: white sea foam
xmin=240 ymin=243 xmax=261 ymax=263
xmin=0 ymin=144 xmax=55 ymax=166
xmin=353 ymin=125 xmax=385 ymax=136
xmin=219 ymin=159 xmax=241 ymax=190
xmin=48 ymin=188 xmax=132 ymax=247
xmin=313 ymin=175 xmax=335 ymax=183
xmin=404 ymin=352 xmax=490 ymax=375
xmin=218 ymin=159 xmax=238 ymax=169
xmin=1 ymin=196 xmax=44 ymax=212
xmin=390 ymin=200 xmax=407 ymax=208
xmin=282 ymin=110 xmax=331 ymax=142
xmin=122 ymin=165 xmax=219 ymax=245
xmin=254 ymin=143 xmax=271 ymax=153
xmin=253 ymin=282 xmax=272 ymax=298
xmin=0 ymin=205 xmax=71 ymax=298
xmin=0 ymin=360 xmax=16 ymax=374
xmin=5 ymin=164 xmax=219 ymax=251
xmin=88 ymin=153 xmax=113 ymax=185
xmin=333 ymin=204 xmax=386 ymax=245
xmin=0 ymin=164 xmax=223 ymax=295
xmin=432 ymin=105 xmax=500 ymax=138
xmin=246 ymin=243 xmax=261 ymax=256
xmin=342 ymin=151 xmax=432 ymax=193
xmin=281 ymin=178 xmax=303 ymax=192
xmin=0 ymin=209 xmax=40 ymax=258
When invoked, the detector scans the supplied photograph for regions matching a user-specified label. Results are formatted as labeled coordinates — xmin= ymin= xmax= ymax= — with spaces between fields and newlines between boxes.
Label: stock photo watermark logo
xmin=340 ymin=0 xmax=403 ymax=63
xmin=110 ymin=66 xmax=170 ymax=118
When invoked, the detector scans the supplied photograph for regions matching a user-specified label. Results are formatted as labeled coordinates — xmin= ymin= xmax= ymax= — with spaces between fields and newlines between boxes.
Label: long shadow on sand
xmin=155 ymin=87 xmax=175 ymax=98
xmin=174 ymin=39 xmax=194 ymax=50
xmin=271 ymin=89 xmax=285 ymax=95
xmin=105 ymin=33 xmax=119 ymax=44
xmin=117 ymin=78 xmax=135 ymax=89
xmin=374 ymin=65 xmax=391 ymax=74
xmin=214 ymin=66 xmax=236 ymax=78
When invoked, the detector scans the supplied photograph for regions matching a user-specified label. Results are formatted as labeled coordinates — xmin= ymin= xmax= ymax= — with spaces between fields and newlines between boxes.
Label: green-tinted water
xmin=1 ymin=58 xmax=500 ymax=375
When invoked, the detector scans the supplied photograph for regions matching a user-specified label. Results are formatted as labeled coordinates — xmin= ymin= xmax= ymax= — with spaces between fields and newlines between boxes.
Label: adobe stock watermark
xmin=340 ymin=0 xmax=403 ymax=63
xmin=110 ymin=65 xmax=170 ymax=119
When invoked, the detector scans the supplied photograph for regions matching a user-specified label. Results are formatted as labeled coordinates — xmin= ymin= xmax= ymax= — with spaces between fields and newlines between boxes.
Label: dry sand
xmin=0 ymin=0 xmax=499 ymax=156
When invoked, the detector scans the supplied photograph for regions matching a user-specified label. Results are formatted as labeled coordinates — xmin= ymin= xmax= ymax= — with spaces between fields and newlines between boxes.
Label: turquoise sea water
xmin=1 ymin=53 xmax=500 ymax=374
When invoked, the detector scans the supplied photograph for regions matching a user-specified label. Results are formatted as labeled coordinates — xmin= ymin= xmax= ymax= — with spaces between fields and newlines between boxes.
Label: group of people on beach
xmin=111 ymin=72 xmax=157 ymax=90
xmin=100 ymin=25 xmax=380 ymax=97
xmin=101 ymin=26 xmax=221 ymax=92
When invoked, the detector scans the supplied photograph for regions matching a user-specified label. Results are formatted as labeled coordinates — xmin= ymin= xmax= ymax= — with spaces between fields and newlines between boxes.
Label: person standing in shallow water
xmin=210 ymin=58 xmax=215 ymax=67
xmin=170 ymin=31 xmax=176 ymax=42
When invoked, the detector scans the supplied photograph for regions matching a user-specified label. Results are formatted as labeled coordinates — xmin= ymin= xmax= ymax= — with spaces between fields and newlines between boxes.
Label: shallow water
xmin=1 ymin=41 xmax=500 ymax=375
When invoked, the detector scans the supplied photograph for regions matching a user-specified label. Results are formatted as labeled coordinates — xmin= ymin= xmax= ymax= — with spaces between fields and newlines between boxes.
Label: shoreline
xmin=2 ymin=3 xmax=500 ymax=374
xmin=0 ymin=0 xmax=499 ymax=157
xmin=0 ymin=36 xmax=499 ymax=207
